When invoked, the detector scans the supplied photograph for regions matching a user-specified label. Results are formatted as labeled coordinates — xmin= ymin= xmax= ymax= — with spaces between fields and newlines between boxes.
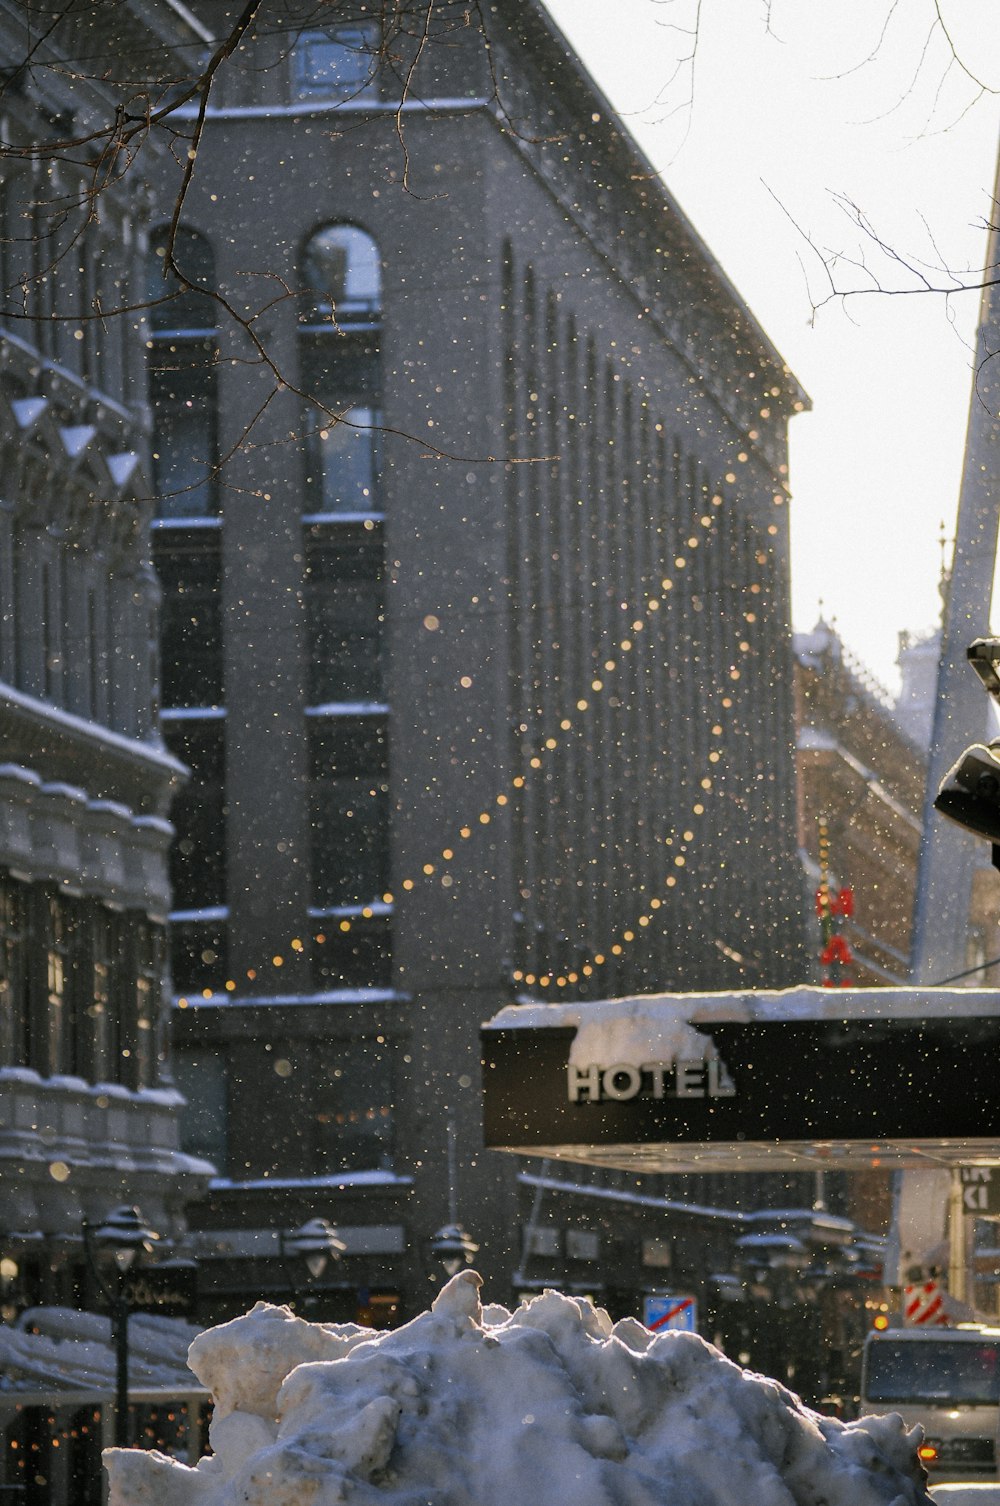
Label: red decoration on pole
xmin=816 ymin=821 xmax=855 ymax=986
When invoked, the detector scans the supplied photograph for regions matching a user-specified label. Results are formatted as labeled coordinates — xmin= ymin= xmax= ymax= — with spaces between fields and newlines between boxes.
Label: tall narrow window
xmin=300 ymin=225 xmax=382 ymax=514
xmin=315 ymin=1039 xmax=394 ymax=1173
xmin=304 ymin=528 xmax=384 ymax=704
xmin=162 ymin=718 xmax=227 ymax=912
xmin=173 ymin=1047 xmax=228 ymax=1169
xmin=38 ymin=891 xmax=73 ymax=1077
xmin=309 ymin=715 xmax=389 ymax=908
xmin=0 ymin=874 xmax=27 ymax=1067
xmin=147 ymin=226 xmax=219 ymax=519
xmin=155 ymin=537 xmax=223 ymax=709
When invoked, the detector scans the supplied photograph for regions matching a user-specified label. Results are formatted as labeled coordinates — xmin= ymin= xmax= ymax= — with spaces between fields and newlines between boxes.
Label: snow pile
xmin=105 ymin=1271 xmax=933 ymax=1506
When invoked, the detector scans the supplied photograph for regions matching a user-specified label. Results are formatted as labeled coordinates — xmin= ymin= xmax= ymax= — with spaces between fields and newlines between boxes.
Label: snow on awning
xmin=481 ymin=986 xmax=1000 ymax=1172
xmin=1 ymin=1307 xmax=202 ymax=1397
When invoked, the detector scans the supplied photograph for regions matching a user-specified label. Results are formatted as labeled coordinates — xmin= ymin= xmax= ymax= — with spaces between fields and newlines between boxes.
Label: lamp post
xmin=429 ymin=1120 xmax=479 ymax=1279
xmin=278 ymin=1217 xmax=345 ymax=1309
xmin=82 ymin=1205 xmax=159 ymax=1448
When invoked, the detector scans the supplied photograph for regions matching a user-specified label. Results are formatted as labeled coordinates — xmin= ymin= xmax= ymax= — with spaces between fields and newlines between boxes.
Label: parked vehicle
xmin=859 ymin=1325 xmax=1000 ymax=1479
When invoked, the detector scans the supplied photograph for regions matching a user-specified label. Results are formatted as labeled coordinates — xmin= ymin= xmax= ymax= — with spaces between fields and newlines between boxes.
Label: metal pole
xmin=446 ymin=1119 xmax=458 ymax=1227
xmin=948 ymin=1169 xmax=968 ymax=1306
xmin=112 ymin=1281 xmax=130 ymax=1448
xmin=911 ymin=139 xmax=1000 ymax=985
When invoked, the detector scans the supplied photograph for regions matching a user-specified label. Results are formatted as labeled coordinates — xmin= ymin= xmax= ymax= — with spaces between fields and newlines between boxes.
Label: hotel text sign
xmin=481 ymin=1014 xmax=1000 ymax=1169
xmin=568 ymin=1058 xmax=736 ymax=1104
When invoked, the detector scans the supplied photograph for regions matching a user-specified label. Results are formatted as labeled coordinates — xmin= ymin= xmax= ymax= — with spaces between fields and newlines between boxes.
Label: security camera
xmin=967 ymin=637 xmax=1000 ymax=700
xmin=935 ymin=741 xmax=1000 ymax=843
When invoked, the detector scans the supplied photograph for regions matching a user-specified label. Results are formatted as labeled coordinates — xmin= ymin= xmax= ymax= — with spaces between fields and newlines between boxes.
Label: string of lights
xmin=177 ymin=482 xmax=785 ymax=1005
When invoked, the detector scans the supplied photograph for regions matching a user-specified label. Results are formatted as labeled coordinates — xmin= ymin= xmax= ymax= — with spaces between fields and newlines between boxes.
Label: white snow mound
xmin=105 ymin=1270 xmax=933 ymax=1506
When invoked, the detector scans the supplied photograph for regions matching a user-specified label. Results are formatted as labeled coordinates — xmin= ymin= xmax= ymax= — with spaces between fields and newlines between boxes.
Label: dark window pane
xmin=154 ymin=538 xmax=223 ymax=708
xmin=314 ymin=1039 xmax=394 ymax=1173
xmin=0 ymin=874 xmax=28 ymax=1067
xmin=304 ymin=535 xmax=384 ymax=703
xmin=229 ymin=1038 xmax=307 ymax=1180
xmin=169 ymin=916 xmax=228 ymax=996
xmin=309 ymin=717 xmax=388 ymax=906
xmin=300 ymin=332 xmax=381 ymax=513
xmin=302 ymin=334 xmax=380 ymax=402
xmin=84 ymin=905 xmax=119 ymax=1083
xmin=306 ymin=406 xmax=381 ymax=514
xmin=150 ymin=338 xmax=219 ymax=517
xmin=312 ymin=914 xmax=392 ymax=989
xmin=173 ymin=1047 xmax=228 ymax=1170
xmin=147 ymin=226 xmax=217 ymax=332
xmin=163 ymin=719 xmax=227 ymax=910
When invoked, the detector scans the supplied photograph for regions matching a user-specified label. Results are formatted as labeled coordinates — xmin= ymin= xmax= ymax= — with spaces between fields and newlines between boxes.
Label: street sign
xmin=644 ymin=1294 xmax=697 ymax=1332
xmin=960 ymin=1167 xmax=1000 ymax=1216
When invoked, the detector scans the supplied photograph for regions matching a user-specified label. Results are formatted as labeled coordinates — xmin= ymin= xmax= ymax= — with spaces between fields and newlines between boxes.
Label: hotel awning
xmin=481 ymin=987 xmax=1000 ymax=1173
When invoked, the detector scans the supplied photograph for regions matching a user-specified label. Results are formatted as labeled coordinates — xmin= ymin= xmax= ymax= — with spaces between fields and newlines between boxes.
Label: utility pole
xmin=890 ymin=143 xmax=1000 ymax=1304
xmin=910 ymin=142 xmax=1000 ymax=988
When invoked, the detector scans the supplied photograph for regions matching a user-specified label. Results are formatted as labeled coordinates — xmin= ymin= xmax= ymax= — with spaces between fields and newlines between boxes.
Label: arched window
xmin=302 ymin=224 xmax=381 ymax=321
xmin=299 ymin=223 xmax=381 ymax=515
xmin=147 ymin=225 xmax=216 ymax=331
xmin=146 ymin=225 xmax=219 ymax=518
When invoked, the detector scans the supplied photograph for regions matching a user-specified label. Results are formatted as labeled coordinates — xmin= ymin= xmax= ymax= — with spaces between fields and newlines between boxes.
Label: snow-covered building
xmin=0 ymin=0 xmax=212 ymax=1335
xmin=147 ymin=1 xmax=810 ymax=1333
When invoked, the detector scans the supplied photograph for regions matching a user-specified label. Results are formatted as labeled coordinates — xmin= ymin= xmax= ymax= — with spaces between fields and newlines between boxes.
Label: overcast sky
xmin=544 ymin=0 xmax=1000 ymax=693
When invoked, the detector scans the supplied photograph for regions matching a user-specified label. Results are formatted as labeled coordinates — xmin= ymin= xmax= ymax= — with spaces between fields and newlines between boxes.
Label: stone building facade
xmin=0 ymin=0 xmax=212 ymax=1318
xmin=151 ymin=0 xmax=812 ymax=1327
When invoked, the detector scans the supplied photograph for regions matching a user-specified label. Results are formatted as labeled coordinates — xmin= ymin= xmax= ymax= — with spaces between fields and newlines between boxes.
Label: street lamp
xmin=428 ymin=1118 xmax=479 ymax=1279
xmin=429 ymin=1222 xmax=479 ymax=1277
xmin=82 ymin=1205 xmax=159 ymax=1448
xmin=278 ymin=1218 xmax=345 ymax=1308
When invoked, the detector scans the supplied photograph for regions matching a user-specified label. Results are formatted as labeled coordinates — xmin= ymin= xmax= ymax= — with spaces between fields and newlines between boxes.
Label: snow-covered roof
xmin=2 ymin=1308 xmax=203 ymax=1396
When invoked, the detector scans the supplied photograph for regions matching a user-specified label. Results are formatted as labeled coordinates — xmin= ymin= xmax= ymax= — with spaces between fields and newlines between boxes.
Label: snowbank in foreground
xmin=105 ymin=1271 xmax=933 ymax=1506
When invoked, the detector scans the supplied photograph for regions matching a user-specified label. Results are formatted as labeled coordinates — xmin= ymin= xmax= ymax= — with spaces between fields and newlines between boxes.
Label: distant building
xmin=0 ymin=1 xmax=211 ymax=1330
xmin=151 ymin=0 xmax=811 ymax=1325
xmin=795 ymin=617 xmax=1000 ymax=989
xmin=894 ymin=628 xmax=941 ymax=750
xmin=794 ymin=620 xmax=926 ymax=985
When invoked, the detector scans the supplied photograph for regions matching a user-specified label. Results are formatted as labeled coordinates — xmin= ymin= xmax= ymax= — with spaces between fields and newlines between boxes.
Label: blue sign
xmin=643 ymin=1294 xmax=697 ymax=1332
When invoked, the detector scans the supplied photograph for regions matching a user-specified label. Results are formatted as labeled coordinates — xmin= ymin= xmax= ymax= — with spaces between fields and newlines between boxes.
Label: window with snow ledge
xmin=226 ymin=1034 xmax=394 ymax=1179
xmin=311 ymin=910 xmax=393 ymax=991
xmin=291 ymin=24 xmax=380 ymax=104
xmin=154 ymin=534 xmax=223 ymax=710
xmin=300 ymin=225 xmax=382 ymax=515
xmin=0 ymin=871 xmax=161 ymax=1089
xmin=146 ymin=226 xmax=220 ymax=520
xmin=303 ymin=524 xmax=384 ymax=703
xmin=308 ymin=715 xmax=389 ymax=911
xmin=169 ymin=912 xmax=229 ymax=997
xmin=162 ymin=717 xmax=227 ymax=914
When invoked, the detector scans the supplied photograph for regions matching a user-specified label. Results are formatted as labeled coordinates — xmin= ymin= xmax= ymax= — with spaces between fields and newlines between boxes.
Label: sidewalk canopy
xmin=481 ymin=987 xmax=1000 ymax=1173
